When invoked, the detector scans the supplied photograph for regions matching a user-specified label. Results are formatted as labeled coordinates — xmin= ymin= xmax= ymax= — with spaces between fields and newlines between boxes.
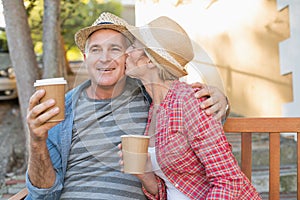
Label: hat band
xmin=138 ymin=25 xmax=183 ymax=70
xmin=96 ymin=22 xmax=113 ymax=25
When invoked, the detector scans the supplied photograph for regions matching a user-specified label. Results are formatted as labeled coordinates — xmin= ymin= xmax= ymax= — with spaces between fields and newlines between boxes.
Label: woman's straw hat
xmin=126 ymin=16 xmax=194 ymax=77
xmin=75 ymin=12 xmax=132 ymax=53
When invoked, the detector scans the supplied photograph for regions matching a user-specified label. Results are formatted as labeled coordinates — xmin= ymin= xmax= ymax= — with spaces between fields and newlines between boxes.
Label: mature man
xmin=25 ymin=12 xmax=229 ymax=199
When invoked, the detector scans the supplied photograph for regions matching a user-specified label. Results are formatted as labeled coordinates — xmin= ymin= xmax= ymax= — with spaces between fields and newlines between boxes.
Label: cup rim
xmin=34 ymin=77 xmax=67 ymax=87
xmin=121 ymin=135 xmax=150 ymax=139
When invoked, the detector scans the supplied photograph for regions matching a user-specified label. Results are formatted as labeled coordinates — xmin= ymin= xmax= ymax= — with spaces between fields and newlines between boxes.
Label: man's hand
xmin=191 ymin=82 xmax=230 ymax=121
xmin=26 ymin=89 xmax=59 ymax=188
xmin=27 ymin=89 xmax=60 ymax=143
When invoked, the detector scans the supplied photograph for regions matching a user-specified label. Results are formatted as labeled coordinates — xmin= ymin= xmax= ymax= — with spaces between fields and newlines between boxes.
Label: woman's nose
xmin=124 ymin=53 xmax=129 ymax=59
xmin=126 ymin=46 xmax=133 ymax=54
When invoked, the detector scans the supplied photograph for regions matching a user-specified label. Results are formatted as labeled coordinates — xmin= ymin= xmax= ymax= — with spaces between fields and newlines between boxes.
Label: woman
xmin=122 ymin=16 xmax=262 ymax=200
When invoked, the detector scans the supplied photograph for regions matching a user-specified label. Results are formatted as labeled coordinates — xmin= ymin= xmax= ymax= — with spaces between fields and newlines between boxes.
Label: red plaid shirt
xmin=143 ymin=80 xmax=261 ymax=200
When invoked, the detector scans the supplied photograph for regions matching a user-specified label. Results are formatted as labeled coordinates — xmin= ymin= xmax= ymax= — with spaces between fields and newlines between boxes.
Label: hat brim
xmin=126 ymin=24 xmax=188 ymax=78
xmin=145 ymin=48 xmax=188 ymax=77
xmin=75 ymin=24 xmax=133 ymax=53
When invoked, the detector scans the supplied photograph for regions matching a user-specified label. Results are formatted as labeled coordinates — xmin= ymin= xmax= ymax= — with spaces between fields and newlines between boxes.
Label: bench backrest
xmin=223 ymin=117 xmax=300 ymax=200
xmin=9 ymin=117 xmax=300 ymax=200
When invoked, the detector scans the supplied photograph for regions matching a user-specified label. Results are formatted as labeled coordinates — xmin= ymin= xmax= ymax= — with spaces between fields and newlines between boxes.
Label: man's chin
xmin=96 ymin=76 xmax=127 ymax=88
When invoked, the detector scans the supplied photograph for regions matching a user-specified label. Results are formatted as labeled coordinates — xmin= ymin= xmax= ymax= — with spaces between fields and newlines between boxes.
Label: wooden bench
xmin=223 ymin=117 xmax=300 ymax=200
xmin=9 ymin=117 xmax=300 ymax=200
xmin=8 ymin=187 xmax=27 ymax=200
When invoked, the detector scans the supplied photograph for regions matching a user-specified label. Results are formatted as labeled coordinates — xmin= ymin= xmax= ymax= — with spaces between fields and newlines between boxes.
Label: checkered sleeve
xmin=142 ymin=175 xmax=167 ymax=200
xmin=183 ymin=95 xmax=244 ymax=199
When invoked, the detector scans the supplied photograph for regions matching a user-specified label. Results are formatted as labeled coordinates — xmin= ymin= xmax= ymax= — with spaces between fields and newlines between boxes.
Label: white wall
xmin=278 ymin=0 xmax=300 ymax=117
xmin=134 ymin=0 xmax=295 ymax=117
xmin=0 ymin=2 xmax=5 ymax=27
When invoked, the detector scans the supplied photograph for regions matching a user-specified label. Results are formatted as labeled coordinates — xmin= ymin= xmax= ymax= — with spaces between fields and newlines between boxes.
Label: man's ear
xmin=83 ymin=54 xmax=88 ymax=68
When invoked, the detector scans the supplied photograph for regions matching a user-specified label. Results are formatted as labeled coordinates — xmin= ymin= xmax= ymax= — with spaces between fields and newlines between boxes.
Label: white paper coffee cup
xmin=121 ymin=135 xmax=150 ymax=174
xmin=34 ymin=77 xmax=67 ymax=123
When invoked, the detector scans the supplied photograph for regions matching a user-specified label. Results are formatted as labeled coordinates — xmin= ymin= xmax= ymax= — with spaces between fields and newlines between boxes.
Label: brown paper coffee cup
xmin=121 ymin=135 xmax=150 ymax=174
xmin=34 ymin=77 xmax=67 ymax=123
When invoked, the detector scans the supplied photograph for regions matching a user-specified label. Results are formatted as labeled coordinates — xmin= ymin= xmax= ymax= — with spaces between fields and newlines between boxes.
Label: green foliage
xmin=25 ymin=0 xmax=43 ymax=53
xmin=61 ymin=0 xmax=123 ymax=53
xmin=25 ymin=0 xmax=123 ymax=60
xmin=0 ymin=29 xmax=9 ymax=52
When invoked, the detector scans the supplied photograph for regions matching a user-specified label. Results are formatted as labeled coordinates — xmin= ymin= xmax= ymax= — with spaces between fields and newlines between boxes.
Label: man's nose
xmin=98 ymin=50 xmax=111 ymax=61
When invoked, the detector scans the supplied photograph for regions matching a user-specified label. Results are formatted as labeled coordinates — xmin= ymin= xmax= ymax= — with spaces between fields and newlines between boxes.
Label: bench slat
xmin=223 ymin=117 xmax=300 ymax=200
xmin=269 ymin=132 xmax=280 ymax=200
xmin=298 ymin=132 xmax=300 ymax=200
xmin=224 ymin=118 xmax=300 ymax=133
xmin=241 ymin=132 xmax=252 ymax=181
xmin=9 ymin=188 xmax=28 ymax=200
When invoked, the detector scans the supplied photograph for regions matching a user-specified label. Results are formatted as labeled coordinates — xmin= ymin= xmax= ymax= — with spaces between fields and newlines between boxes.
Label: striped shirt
xmin=60 ymin=79 xmax=149 ymax=200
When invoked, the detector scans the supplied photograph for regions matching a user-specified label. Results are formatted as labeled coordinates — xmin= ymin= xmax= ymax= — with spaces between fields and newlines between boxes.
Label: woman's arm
xmin=183 ymin=96 xmax=242 ymax=199
xmin=138 ymin=173 xmax=167 ymax=200
xmin=118 ymin=144 xmax=167 ymax=200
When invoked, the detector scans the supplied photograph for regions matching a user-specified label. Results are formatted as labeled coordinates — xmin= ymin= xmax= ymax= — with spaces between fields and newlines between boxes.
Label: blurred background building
xmin=121 ymin=0 xmax=298 ymax=119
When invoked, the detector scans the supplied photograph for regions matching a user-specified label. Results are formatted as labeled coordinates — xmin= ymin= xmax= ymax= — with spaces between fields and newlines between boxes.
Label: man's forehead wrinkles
xmin=88 ymin=42 xmax=125 ymax=49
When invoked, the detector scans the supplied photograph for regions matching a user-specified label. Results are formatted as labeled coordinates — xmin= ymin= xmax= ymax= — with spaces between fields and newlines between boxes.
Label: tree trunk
xmin=1 ymin=0 xmax=40 ymax=165
xmin=42 ymin=0 xmax=62 ymax=78
xmin=60 ymin=35 xmax=73 ymax=75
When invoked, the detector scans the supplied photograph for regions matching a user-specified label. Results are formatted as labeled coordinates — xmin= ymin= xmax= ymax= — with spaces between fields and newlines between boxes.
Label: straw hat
xmin=126 ymin=16 xmax=194 ymax=77
xmin=75 ymin=12 xmax=132 ymax=53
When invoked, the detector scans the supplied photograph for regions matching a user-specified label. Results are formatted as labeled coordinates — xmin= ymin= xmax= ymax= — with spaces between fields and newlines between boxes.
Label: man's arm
xmin=26 ymin=89 xmax=60 ymax=188
xmin=191 ymin=82 xmax=230 ymax=121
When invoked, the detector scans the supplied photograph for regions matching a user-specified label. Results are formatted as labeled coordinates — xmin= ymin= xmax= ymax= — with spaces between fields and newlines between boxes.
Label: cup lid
xmin=34 ymin=77 xmax=67 ymax=87
xmin=121 ymin=135 xmax=150 ymax=139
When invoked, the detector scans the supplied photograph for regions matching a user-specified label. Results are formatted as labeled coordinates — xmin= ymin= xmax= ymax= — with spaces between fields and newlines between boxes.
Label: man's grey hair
xmin=84 ymin=30 xmax=132 ymax=55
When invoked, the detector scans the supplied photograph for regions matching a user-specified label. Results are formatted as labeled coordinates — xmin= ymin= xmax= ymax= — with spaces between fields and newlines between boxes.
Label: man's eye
xmin=90 ymin=48 xmax=101 ymax=53
xmin=111 ymin=47 xmax=122 ymax=52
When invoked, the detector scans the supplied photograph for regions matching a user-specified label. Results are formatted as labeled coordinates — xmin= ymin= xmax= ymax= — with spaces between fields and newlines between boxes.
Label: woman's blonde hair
xmin=144 ymin=49 xmax=178 ymax=81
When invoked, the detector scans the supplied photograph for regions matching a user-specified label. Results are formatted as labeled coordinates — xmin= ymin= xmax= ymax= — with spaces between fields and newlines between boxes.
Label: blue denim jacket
xmin=25 ymin=80 xmax=89 ymax=199
xmin=25 ymin=78 xmax=151 ymax=200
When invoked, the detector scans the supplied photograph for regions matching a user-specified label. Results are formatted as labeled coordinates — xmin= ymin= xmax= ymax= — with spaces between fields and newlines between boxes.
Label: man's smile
xmin=96 ymin=67 xmax=116 ymax=72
